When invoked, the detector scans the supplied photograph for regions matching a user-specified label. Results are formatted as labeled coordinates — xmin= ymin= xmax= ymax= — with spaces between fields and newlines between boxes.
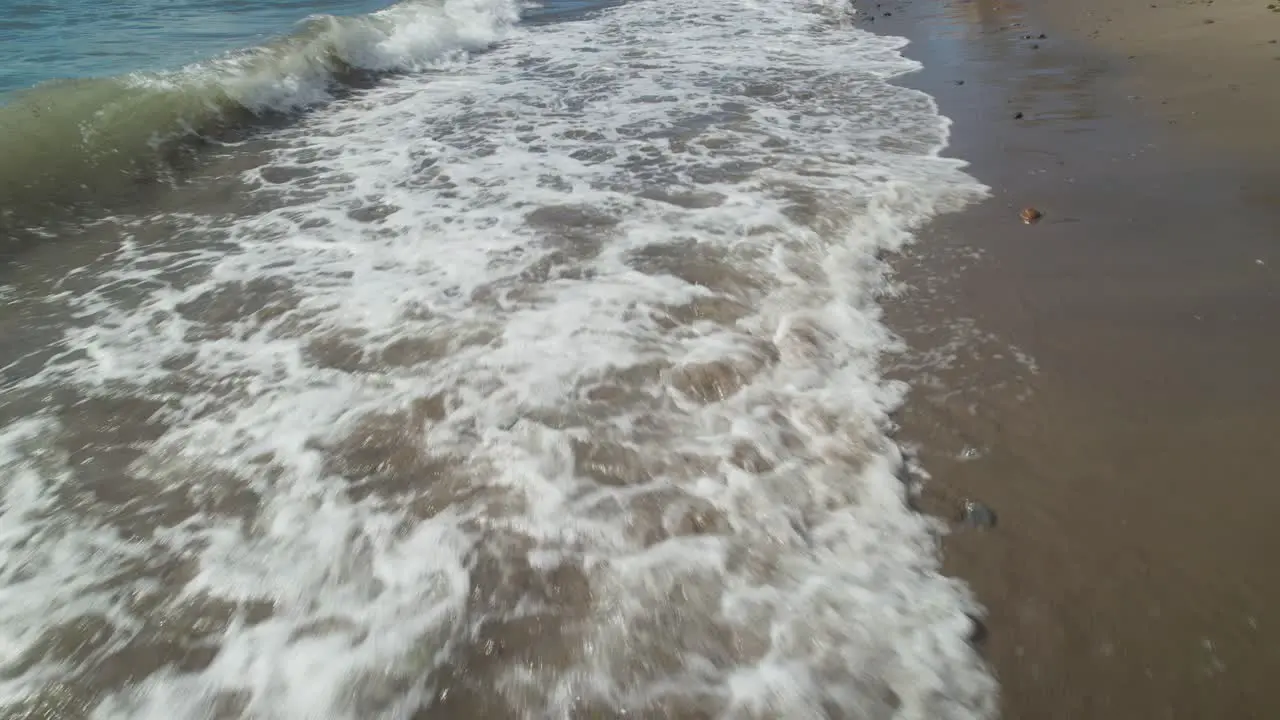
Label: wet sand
xmin=864 ymin=0 xmax=1280 ymax=717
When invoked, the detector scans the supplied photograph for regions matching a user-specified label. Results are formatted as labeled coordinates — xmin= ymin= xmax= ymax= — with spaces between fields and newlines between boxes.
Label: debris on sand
xmin=1020 ymin=207 xmax=1044 ymax=224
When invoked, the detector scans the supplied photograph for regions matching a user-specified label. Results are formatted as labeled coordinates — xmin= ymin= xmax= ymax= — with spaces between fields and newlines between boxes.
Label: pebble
xmin=1020 ymin=206 xmax=1043 ymax=224
xmin=1013 ymin=111 xmax=1024 ymax=119
xmin=967 ymin=614 xmax=990 ymax=646
xmin=961 ymin=499 xmax=998 ymax=529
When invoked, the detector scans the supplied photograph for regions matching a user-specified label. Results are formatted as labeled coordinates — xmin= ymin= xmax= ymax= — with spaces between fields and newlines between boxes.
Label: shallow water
xmin=0 ymin=0 xmax=997 ymax=717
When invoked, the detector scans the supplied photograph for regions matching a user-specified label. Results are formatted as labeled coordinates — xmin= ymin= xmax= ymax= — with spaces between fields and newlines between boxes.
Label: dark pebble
xmin=1030 ymin=43 xmax=1040 ymax=49
xmin=967 ymin=614 xmax=989 ymax=646
xmin=1204 ymin=18 xmax=1215 ymax=24
xmin=883 ymin=11 xmax=892 ymax=16
xmin=1014 ymin=111 xmax=1024 ymax=119
xmin=961 ymin=499 xmax=998 ymax=529
xmin=1038 ymin=33 xmax=1047 ymax=39
xmin=955 ymin=79 xmax=965 ymax=85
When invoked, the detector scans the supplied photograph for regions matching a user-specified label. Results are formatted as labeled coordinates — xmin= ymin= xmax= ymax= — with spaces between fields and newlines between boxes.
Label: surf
xmin=0 ymin=0 xmax=998 ymax=717
xmin=0 ymin=0 xmax=519 ymax=230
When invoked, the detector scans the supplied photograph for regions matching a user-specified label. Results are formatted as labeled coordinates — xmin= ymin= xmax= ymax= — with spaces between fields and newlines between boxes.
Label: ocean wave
xmin=0 ymin=0 xmax=519 ymax=229
xmin=0 ymin=0 xmax=996 ymax=715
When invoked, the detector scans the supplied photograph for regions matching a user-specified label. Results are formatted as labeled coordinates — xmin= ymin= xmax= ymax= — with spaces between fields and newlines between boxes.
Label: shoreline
xmin=866 ymin=0 xmax=1280 ymax=717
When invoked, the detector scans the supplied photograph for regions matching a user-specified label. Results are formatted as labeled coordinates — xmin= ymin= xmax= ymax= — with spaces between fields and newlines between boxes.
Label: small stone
xmin=884 ymin=11 xmax=892 ymax=16
xmin=1031 ymin=43 xmax=1040 ymax=49
xmin=961 ymin=499 xmax=998 ymax=529
xmin=955 ymin=79 xmax=966 ymax=85
xmin=967 ymin=614 xmax=990 ymax=645
xmin=1019 ymin=207 xmax=1043 ymax=224
xmin=1203 ymin=18 xmax=1215 ymax=23
xmin=1013 ymin=111 xmax=1024 ymax=119
xmin=1038 ymin=33 xmax=1047 ymax=39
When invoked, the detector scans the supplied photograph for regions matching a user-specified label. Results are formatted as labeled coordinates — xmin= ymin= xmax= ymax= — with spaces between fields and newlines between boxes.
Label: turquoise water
xmin=0 ymin=0 xmax=393 ymax=96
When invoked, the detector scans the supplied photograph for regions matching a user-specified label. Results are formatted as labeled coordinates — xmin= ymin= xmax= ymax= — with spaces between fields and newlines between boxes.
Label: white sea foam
xmin=135 ymin=0 xmax=523 ymax=112
xmin=0 ymin=0 xmax=995 ymax=717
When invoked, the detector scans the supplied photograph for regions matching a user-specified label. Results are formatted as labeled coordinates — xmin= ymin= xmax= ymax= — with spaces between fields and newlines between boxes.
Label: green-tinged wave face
xmin=0 ymin=77 xmax=247 ymax=219
xmin=0 ymin=0 xmax=520 ymax=229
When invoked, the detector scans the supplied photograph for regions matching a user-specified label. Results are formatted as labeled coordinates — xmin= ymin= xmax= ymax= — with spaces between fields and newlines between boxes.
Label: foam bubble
xmin=0 ymin=0 xmax=995 ymax=717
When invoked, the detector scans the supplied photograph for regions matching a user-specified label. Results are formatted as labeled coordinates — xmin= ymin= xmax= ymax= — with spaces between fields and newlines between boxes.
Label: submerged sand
xmin=863 ymin=0 xmax=1280 ymax=717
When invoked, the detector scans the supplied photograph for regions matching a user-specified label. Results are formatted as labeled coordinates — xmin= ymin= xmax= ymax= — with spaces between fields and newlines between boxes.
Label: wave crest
xmin=0 ymin=0 xmax=519 ymax=229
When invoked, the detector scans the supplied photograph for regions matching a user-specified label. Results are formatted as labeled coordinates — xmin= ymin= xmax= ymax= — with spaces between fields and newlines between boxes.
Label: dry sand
xmin=859 ymin=0 xmax=1280 ymax=717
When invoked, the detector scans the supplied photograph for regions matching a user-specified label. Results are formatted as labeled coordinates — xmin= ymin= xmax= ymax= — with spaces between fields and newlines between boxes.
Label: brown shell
xmin=1019 ymin=207 xmax=1043 ymax=224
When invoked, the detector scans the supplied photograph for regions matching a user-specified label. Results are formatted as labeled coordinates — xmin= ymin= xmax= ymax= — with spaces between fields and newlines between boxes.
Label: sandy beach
xmin=2 ymin=0 xmax=1273 ymax=714
xmin=865 ymin=0 xmax=1280 ymax=717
